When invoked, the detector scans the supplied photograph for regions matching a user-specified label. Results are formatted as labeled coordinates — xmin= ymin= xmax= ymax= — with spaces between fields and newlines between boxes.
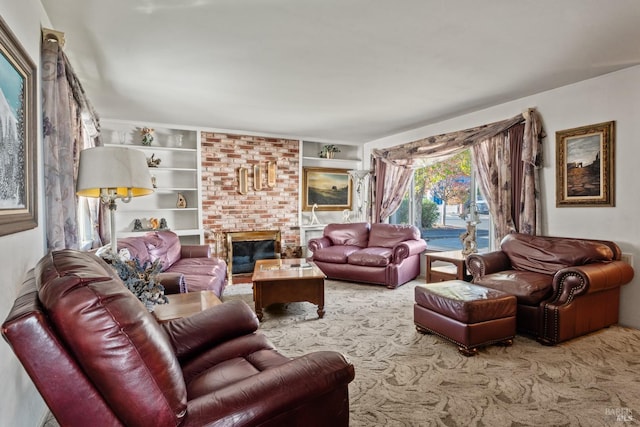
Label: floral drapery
xmin=371 ymin=109 xmax=544 ymax=245
xmin=42 ymin=37 xmax=101 ymax=252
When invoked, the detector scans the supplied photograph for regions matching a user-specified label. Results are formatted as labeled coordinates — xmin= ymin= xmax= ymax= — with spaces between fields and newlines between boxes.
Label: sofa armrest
xmin=180 ymin=245 xmax=211 ymax=259
xmin=549 ymin=261 xmax=634 ymax=305
xmin=392 ymin=239 xmax=427 ymax=263
xmin=157 ymin=272 xmax=187 ymax=294
xmin=162 ymin=300 xmax=259 ymax=360
xmin=183 ymin=351 xmax=355 ymax=427
xmin=308 ymin=236 xmax=332 ymax=253
xmin=466 ymin=251 xmax=511 ymax=281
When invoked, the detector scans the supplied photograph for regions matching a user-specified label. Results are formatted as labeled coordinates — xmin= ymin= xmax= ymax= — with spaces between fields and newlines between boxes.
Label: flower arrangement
xmin=108 ymin=253 xmax=168 ymax=311
xmin=141 ymin=127 xmax=154 ymax=146
xmin=319 ymin=144 xmax=341 ymax=159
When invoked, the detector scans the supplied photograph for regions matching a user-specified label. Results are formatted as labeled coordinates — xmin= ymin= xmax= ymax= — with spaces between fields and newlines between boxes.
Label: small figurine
xmin=147 ymin=153 xmax=161 ymax=168
xmin=149 ymin=218 xmax=159 ymax=230
xmin=309 ymin=203 xmax=320 ymax=225
xmin=141 ymin=127 xmax=154 ymax=146
xmin=159 ymin=218 xmax=168 ymax=230
xmin=133 ymin=219 xmax=143 ymax=231
xmin=177 ymin=193 xmax=187 ymax=208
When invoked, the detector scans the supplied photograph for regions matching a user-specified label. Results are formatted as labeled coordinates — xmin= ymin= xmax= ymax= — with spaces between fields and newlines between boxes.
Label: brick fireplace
xmin=200 ymin=132 xmax=300 ymax=261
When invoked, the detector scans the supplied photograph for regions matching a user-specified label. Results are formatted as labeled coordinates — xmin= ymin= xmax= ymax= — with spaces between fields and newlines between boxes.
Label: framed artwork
xmin=302 ymin=167 xmax=352 ymax=211
xmin=555 ymin=121 xmax=615 ymax=207
xmin=0 ymin=17 xmax=37 ymax=236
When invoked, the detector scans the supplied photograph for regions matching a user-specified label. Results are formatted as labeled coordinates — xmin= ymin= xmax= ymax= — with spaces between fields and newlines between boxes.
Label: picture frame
xmin=555 ymin=121 xmax=615 ymax=207
xmin=302 ymin=167 xmax=352 ymax=211
xmin=0 ymin=17 xmax=38 ymax=236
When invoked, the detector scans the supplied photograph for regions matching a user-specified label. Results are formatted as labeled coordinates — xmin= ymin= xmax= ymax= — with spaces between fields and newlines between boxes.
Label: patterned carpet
xmin=223 ymin=279 xmax=640 ymax=427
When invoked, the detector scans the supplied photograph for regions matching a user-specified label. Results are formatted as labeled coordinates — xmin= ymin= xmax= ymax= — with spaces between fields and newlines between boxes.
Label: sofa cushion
xmin=502 ymin=233 xmax=614 ymax=275
xmin=474 ymin=270 xmax=554 ymax=306
xmin=367 ymin=223 xmax=421 ymax=248
xmin=167 ymin=257 xmax=228 ymax=296
xmin=145 ymin=231 xmax=182 ymax=269
xmin=348 ymin=247 xmax=392 ymax=267
xmin=36 ymin=250 xmax=187 ymax=427
xmin=117 ymin=236 xmax=152 ymax=264
xmin=313 ymin=245 xmax=362 ymax=264
xmin=323 ymin=222 xmax=370 ymax=247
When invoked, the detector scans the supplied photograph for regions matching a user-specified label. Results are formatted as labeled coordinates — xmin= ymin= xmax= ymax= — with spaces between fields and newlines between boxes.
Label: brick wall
xmin=200 ymin=132 xmax=300 ymax=258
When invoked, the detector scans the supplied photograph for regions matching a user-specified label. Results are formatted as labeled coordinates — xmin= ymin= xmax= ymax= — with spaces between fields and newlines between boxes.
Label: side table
xmin=153 ymin=290 xmax=222 ymax=323
xmin=425 ymin=250 xmax=472 ymax=283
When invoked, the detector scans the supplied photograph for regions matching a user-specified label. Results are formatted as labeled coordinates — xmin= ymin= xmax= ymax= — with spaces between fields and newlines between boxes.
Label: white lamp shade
xmin=76 ymin=146 xmax=154 ymax=198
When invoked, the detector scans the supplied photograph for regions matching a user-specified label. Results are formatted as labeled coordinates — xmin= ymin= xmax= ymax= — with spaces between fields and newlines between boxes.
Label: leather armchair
xmin=2 ymin=250 xmax=355 ymax=426
xmin=467 ymin=233 xmax=634 ymax=345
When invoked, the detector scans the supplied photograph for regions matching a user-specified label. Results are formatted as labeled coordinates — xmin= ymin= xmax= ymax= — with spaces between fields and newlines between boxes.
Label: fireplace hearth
xmin=225 ymin=230 xmax=281 ymax=283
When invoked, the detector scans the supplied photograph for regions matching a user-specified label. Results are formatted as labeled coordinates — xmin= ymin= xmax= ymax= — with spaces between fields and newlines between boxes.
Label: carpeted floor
xmin=42 ymin=278 xmax=640 ymax=426
xmin=223 ymin=279 xmax=640 ymax=427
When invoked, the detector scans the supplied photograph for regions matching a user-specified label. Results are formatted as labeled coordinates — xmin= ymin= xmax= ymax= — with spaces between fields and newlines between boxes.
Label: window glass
xmin=389 ymin=149 xmax=490 ymax=252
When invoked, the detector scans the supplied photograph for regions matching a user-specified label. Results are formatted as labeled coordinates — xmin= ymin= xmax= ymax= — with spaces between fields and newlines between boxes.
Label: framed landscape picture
xmin=0 ymin=17 xmax=37 ymax=236
xmin=302 ymin=167 xmax=352 ymax=211
xmin=555 ymin=121 xmax=615 ymax=207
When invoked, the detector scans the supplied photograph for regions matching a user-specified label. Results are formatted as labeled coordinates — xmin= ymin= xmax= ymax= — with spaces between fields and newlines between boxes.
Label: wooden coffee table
xmin=252 ymin=258 xmax=326 ymax=321
xmin=153 ymin=290 xmax=222 ymax=323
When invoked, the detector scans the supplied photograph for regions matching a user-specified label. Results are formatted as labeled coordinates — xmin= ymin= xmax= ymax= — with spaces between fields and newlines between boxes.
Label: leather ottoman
xmin=414 ymin=280 xmax=517 ymax=356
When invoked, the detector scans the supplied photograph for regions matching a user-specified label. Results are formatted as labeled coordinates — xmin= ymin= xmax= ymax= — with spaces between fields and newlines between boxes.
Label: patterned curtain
xmin=41 ymin=38 xmax=101 ymax=252
xmin=373 ymin=157 xmax=414 ymax=222
xmin=371 ymin=109 xmax=544 ymax=239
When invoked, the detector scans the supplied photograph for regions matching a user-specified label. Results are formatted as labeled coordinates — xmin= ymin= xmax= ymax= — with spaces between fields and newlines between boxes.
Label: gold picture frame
xmin=302 ymin=167 xmax=352 ymax=211
xmin=0 ymin=16 xmax=38 ymax=236
xmin=555 ymin=121 xmax=615 ymax=207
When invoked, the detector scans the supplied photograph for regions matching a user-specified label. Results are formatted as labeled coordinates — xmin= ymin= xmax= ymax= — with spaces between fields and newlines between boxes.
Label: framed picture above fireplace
xmin=302 ymin=167 xmax=352 ymax=211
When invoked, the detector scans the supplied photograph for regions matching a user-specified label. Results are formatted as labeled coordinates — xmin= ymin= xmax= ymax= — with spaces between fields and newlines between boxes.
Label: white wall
xmin=365 ymin=65 xmax=640 ymax=329
xmin=0 ymin=1 xmax=50 ymax=426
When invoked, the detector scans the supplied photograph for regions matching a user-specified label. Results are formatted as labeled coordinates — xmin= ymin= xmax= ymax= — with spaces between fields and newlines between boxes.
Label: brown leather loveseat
xmin=308 ymin=222 xmax=427 ymax=288
xmin=467 ymin=233 xmax=634 ymax=345
xmin=2 ymin=250 xmax=355 ymax=426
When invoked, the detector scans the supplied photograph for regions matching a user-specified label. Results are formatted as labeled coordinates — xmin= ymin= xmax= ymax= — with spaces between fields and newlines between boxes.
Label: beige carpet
xmin=223 ymin=279 xmax=640 ymax=427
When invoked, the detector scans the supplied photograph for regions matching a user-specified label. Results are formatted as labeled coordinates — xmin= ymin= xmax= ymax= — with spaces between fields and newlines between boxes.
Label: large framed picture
xmin=555 ymin=121 xmax=615 ymax=207
xmin=0 ymin=17 xmax=37 ymax=236
xmin=302 ymin=167 xmax=352 ymax=211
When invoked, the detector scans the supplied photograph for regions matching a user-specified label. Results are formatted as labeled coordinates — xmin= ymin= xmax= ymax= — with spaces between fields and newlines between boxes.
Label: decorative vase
xmin=327 ymin=151 xmax=335 ymax=159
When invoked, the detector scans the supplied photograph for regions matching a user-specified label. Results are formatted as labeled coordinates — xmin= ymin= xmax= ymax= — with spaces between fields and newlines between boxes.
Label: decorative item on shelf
xmin=76 ymin=147 xmax=154 ymax=255
xmin=174 ymin=134 xmax=183 ymax=148
xmin=133 ymin=219 xmax=143 ymax=231
xmin=459 ymin=202 xmax=481 ymax=256
xmin=176 ymin=193 xmax=187 ymax=208
xmin=141 ymin=127 xmax=154 ymax=146
xmin=309 ymin=203 xmax=320 ymax=225
xmin=147 ymin=153 xmax=161 ymax=167
xmin=319 ymin=144 xmax=340 ymax=159
xmin=150 ymin=175 xmax=157 ymax=188
xmin=267 ymin=161 xmax=277 ymax=187
xmin=149 ymin=217 xmax=159 ymax=230
xmin=117 ymin=131 xmax=127 ymax=144
xmin=159 ymin=218 xmax=168 ymax=230
xmin=342 ymin=209 xmax=351 ymax=223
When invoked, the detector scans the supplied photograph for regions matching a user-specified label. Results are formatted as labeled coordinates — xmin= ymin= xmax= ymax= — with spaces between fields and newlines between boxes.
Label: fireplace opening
xmin=225 ymin=230 xmax=281 ymax=282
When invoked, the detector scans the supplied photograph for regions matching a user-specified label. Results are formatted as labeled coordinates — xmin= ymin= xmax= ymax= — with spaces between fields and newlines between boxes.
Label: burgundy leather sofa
xmin=2 ymin=250 xmax=355 ymax=427
xmin=117 ymin=230 xmax=227 ymax=297
xmin=467 ymin=233 xmax=634 ymax=345
xmin=308 ymin=222 xmax=427 ymax=288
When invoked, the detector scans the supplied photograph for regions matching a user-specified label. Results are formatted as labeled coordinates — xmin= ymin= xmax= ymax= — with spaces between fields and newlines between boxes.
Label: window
xmin=389 ymin=149 xmax=491 ymax=252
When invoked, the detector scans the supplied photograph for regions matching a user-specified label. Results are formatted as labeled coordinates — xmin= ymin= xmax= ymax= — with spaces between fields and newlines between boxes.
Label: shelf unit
xmin=101 ymin=120 xmax=203 ymax=244
xmin=298 ymin=141 xmax=364 ymax=248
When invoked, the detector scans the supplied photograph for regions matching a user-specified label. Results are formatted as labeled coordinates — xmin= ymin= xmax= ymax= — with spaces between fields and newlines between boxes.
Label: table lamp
xmin=76 ymin=146 xmax=154 ymax=254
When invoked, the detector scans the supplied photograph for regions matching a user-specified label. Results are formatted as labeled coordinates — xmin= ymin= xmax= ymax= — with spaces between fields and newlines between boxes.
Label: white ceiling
xmin=41 ymin=0 xmax=640 ymax=143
